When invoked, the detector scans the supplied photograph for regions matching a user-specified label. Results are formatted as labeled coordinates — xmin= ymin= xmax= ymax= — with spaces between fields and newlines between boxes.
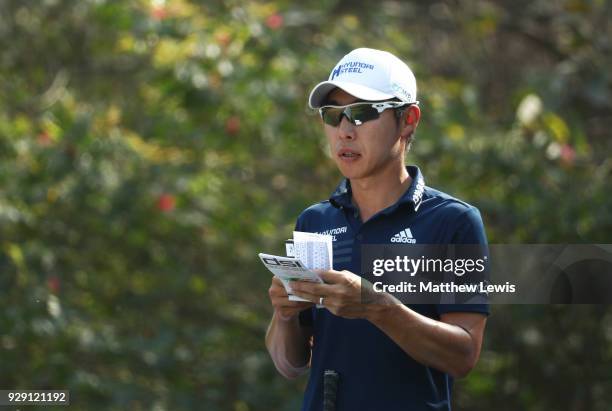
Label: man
xmin=266 ymin=48 xmax=488 ymax=411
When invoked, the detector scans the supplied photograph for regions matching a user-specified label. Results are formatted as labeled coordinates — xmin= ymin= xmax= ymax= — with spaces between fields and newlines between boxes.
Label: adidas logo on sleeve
xmin=390 ymin=228 xmax=416 ymax=243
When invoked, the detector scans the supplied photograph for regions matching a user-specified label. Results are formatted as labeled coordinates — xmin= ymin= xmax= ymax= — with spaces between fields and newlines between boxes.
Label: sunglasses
xmin=319 ymin=101 xmax=416 ymax=127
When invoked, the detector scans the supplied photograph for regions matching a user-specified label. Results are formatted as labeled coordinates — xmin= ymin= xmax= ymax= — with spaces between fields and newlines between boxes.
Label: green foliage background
xmin=1 ymin=0 xmax=611 ymax=410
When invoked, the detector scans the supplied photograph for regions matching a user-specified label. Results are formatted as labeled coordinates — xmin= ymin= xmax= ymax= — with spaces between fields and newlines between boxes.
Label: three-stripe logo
xmin=390 ymin=228 xmax=416 ymax=243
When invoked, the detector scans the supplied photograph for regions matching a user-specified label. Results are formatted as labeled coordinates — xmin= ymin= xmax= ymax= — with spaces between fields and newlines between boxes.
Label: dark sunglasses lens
xmin=346 ymin=105 xmax=380 ymax=125
xmin=321 ymin=108 xmax=343 ymax=126
xmin=321 ymin=105 xmax=381 ymax=126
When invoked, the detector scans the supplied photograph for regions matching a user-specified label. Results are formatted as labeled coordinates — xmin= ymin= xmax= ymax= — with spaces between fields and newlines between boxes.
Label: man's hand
xmin=266 ymin=276 xmax=313 ymax=379
xmin=268 ymin=276 xmax=314 ymax=321
xmin=290 ymin=269 xmax=391 ymax=319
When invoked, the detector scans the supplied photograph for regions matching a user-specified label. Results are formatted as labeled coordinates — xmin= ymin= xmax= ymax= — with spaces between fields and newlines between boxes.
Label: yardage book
xmin=259 ymin=231 xmax=333 ymax=302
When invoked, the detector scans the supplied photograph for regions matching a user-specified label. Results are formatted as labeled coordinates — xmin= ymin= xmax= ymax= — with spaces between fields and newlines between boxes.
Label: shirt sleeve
xmin=436 ymin=206 xmax=491 ymax=316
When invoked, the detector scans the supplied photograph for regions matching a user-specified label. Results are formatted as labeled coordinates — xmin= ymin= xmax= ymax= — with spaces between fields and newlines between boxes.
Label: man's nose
xmin=337 ymin=114 xmax=356 ymax=140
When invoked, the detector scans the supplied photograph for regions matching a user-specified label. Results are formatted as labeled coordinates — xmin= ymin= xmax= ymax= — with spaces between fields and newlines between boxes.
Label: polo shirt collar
xmin=329 ymin=165 xmax=425 ymax=213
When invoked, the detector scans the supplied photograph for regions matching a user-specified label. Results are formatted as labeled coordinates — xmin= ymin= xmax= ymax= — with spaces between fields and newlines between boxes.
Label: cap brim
xmin=308 ymin=80 xmax=395 ymax=108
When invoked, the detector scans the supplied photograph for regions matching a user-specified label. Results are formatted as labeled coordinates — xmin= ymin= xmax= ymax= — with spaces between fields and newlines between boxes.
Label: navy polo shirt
xmin=295 ymin=165 xmax=489 ymax=411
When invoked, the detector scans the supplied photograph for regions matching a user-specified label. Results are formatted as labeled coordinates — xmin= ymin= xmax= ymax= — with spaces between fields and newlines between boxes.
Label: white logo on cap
xmin=391 ymin=82 xmax=411 ymax=102
xmin=330 ymin=61 xmax=375 ymax=80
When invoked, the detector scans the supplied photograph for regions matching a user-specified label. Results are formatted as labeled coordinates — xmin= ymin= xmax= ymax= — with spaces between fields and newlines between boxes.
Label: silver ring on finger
xmin=319 ymin=296 xmax=324 ymax=305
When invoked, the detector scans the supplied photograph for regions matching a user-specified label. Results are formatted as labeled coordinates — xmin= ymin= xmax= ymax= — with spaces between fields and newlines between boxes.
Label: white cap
xmin=308 ymin=48 xmax=417 ymax=109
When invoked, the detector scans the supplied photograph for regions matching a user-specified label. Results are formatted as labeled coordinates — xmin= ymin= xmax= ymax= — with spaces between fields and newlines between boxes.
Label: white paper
xmin=292 ymin=231 xmax=333 ymax=271
xmin=259 ymin=253 xmax=323 ymax=301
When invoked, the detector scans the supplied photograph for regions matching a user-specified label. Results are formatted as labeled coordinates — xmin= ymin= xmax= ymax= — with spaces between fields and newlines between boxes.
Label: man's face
xmin=323 ymin=88 xmax=405 ymax=181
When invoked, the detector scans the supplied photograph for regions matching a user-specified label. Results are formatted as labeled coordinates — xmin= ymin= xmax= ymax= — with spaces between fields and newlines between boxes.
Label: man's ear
xmin=400 ymin=105 xmax=421 ymax=140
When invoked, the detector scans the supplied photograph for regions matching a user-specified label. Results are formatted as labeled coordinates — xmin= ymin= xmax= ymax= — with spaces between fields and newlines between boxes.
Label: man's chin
xmin=336 ymin=165 xmax=360 ymax=180
xmin=339 ymin=170 xmax=368 ymax=181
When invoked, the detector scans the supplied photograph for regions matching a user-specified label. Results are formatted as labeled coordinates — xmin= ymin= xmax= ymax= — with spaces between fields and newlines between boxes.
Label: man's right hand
xmin=268 ymin=276 xmax=314 ymax=321
xmin=266 ymin=276 xmax=314 ymax=378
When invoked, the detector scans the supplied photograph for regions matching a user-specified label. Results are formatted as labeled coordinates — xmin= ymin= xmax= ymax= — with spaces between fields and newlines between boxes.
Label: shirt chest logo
xmin=390 ymin=228 xmax=416 ymax=244
xmin=316 ymin=226 xmax=348 ymax=241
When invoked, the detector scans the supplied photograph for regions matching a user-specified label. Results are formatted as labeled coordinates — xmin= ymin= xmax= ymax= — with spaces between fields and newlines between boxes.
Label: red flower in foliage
xmin=157 ymin=193 xmax=176 ymax=212
xmin=225 ymin=116 xmax=241 ymax=135
xmin=560 ymin=144 xmax=576 ymax=166
xmin=266 ymin=13 xmax=284 ymax=30
xmin=215 ymin=32 xmax=232 ymax=47
xmin=47 ymin=275 xmax=61 ymax=294
xmin=151 ymin=6 xmax=168 ymax=21
xmin=37 ymin=131 xmax=52 ymax=146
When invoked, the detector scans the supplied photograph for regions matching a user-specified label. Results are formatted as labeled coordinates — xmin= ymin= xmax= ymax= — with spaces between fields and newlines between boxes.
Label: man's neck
xmin=350 ymin=163 xmax=412 ymax=222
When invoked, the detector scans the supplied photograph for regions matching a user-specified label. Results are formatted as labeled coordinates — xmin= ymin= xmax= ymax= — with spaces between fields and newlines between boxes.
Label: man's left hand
xmin=290 ymin=270 xmax=392 ymax=319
